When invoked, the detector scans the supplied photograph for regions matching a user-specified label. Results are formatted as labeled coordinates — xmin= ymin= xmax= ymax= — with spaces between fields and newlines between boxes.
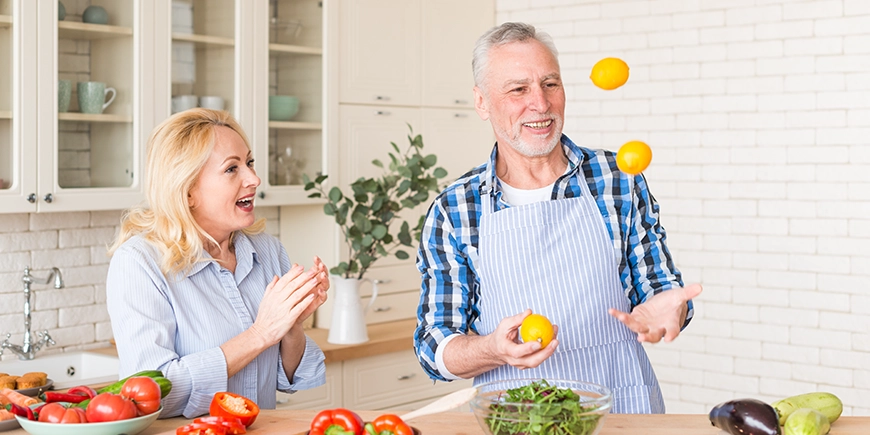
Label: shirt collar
xmin=186 ymin=232 xmax=259 ymax=279
xmin=480 ymin=134 xmax=585 ymax=196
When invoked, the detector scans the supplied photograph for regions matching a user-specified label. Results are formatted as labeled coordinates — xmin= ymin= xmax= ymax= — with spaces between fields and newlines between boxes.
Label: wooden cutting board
xmin=127 ymin=410 xmax=870 ymax=435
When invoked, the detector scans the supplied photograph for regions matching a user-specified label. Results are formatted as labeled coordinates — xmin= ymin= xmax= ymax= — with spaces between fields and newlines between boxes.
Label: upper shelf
xmin=58 ymin=21 xmax=132 ymax=40
xmin=58 ymin=113 xmax=133 ymax=123
xmin=269 ymin=43 xmax=322 ymax=56
xmin=0 ymin=14 xmax=11 ymax=27
xmin=173 ymin=33 xmax=234 ymax=48
xmin=0 ymin=111 xmax=10 ymax=119
xmin=268 ymin=121 xmax=322 ymax=130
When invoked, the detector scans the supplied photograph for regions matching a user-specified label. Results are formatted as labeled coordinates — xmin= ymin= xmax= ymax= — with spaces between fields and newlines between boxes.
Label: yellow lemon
xmin=520 ymin=314 xmax=554 ymax=348
xmin=590 ymin=57 xmax=630 ymax=90
xmin=616 ymin=140 xmax=652 ymax=175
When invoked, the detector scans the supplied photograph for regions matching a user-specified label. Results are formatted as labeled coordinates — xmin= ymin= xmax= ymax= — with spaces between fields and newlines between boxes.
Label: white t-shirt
xmin=498 ymin=178 xmax=554 ymax=206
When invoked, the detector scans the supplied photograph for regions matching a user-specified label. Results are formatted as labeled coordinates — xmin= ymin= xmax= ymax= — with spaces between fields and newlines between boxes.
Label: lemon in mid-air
xmin=520 ymin=313 xmax=554 ymax=348
xmin=590 ymin=57 xmax=630 ymax=90
xmin=616 ymin=140 xmax=652 ymax=175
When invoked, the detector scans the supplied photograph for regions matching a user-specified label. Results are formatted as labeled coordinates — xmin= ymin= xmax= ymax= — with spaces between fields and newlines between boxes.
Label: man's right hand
xmin=441 ymin=309 xmax=559 ymax=378
xmin=489 ymin=309 xmax=559 ymax=369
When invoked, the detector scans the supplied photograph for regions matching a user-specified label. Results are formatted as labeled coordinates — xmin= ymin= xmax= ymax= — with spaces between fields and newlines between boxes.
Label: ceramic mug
xmin=199 ymin=96 xmax=225 ymax=111
xmin=77 ymin=81 xmax=116 ymax=114
xmin=58 ymin=79 xmax=72 ymax=113
xmin=171 ymin=95 xmax=198 ymax=114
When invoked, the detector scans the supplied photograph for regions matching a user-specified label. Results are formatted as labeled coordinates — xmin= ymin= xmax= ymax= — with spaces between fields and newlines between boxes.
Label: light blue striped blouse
xmin=106 ymin=232 xmax=326 ymax=418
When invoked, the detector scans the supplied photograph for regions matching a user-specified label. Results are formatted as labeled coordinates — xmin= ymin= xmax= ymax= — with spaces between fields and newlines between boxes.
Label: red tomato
xmin=209 ymin=392 xmax=259 ymax=427
xmin=120 ymin=376 xmax=162 ymax=415
xmin=85 ymin=392 xmax=139 ymax=422
xmin=176 ymin=422 xmax=227 ymax=435
xmin=37 ymin=403 xmax=88 ymax=424
xmin=194 ymin=416 xmax=247 ymax=434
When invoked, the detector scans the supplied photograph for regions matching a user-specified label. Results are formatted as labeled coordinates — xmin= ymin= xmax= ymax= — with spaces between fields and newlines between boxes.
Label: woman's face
xmin=188 ymin=126 xmax=260 ymax=243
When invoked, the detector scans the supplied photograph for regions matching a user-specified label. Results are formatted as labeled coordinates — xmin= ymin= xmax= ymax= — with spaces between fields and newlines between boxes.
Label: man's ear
xmin=473 ymin=86 xmax=489 ymax=121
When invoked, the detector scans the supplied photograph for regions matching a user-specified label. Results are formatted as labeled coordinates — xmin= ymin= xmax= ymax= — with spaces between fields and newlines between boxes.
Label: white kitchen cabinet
xmin=0 ymin=0 xmax=330 ymax=214
xmin=276 ymin=350 xmax=473 ymax=411
xmin=421 ymin=0 xmax=495 ymax=109
xmin=0 ymin=0 xmax=157 ymax=213
xmin=338 ymin=0 xmax=421 ymax=107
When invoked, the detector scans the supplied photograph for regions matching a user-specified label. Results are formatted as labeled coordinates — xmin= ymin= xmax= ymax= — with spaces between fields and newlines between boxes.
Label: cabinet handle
xmin=453 ymin=113 xmax=468 ymax=118
xmin=374 ymin=110 xmax=391 ymax=116
xmin=26 ymin=193 xmax=36 ymax=203
xmin=372 ymin=279 xmax=391 ymax=285
xmin=373 ymin=306 xmax=391 ymax=312
xmin=43 ymin=193 xmax=53 ymax=203
xmin=374 ymin=95 xmax=391 ymax=101
xmin=454 ymin=99 xmax=468 ymax=105
xmin=397 ymin=373 xmax=415 ymax=381
xmin=276 ymin=398 xmax=289 ymax=404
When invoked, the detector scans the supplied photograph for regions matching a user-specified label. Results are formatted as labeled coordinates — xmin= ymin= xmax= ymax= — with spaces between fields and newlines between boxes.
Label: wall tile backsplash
xmin=0 ymin=207 xmax=280 ymax=360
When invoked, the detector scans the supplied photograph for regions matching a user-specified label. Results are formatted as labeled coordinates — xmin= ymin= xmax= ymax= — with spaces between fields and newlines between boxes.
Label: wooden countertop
xmin=7 ymin=410 xmax=870 ymax=434
xmin=87 ymin=319 xmax=417 ymax=364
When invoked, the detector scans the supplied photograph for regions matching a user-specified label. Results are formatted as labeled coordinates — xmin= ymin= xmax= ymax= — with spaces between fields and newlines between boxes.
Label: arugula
xmin=485 ymin=379 xmax=603 ymax=435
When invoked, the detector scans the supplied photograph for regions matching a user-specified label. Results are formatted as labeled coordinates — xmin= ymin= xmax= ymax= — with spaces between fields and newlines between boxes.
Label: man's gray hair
xmin=472 ymin=22 xmax=560 ymax=91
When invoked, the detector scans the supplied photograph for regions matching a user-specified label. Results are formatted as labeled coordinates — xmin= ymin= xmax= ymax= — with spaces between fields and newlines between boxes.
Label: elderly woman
xmin=106 ymin=109 xmax=329 ymax=418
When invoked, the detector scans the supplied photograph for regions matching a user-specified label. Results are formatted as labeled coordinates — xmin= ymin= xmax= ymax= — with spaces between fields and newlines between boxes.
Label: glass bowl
xmin=470 ymin=379 xmax=612 ymax=435
xmin=15 ymin=407 xmax=161 ymax=435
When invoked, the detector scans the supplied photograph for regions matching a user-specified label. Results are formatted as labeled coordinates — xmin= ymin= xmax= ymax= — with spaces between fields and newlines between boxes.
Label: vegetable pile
xmin=6 ymin=370 xmax=170 ymax=424
xmin=709 ymin=391 xmax=843 ymax=435
xmin=175 ymin=391 xmax=260 ymax=434
xmin=484 ymin=379 xmax=603 ymax=435
xmin=309 ymin=408 xmax=414 ymax=435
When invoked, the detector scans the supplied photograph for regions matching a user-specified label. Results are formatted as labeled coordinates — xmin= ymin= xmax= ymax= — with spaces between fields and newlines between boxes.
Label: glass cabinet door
xmin=264 ymin=0 xmax=323 ymax=190
xmin=171 ymin=0 xmax=236 ymax=116
xmin=0 ymin=0 xmax=12 ymax=193
xmin=56 ymin=0 xmax=135 ymax=190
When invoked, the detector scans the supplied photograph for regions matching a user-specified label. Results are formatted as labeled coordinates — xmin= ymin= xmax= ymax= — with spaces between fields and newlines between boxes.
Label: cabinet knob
xmin=453 ymin=113 xmax=468 ymax=118
xmin=374 ymin=110 xmax=391 ymax=116
xmin=374 ymin=95 xmax=391 ymax=101
xmin=373 ymin=306 xmax=391 ymax=312
xmin=258 ymin=191 xmax=265 ymax=199
xmin=397 ymin=373 xmax=416 ymax=381
xmin=43 ymin=193 xmax=53 ymax=203
xmin=454 ymin=99 xmax=468 ymax=105
xmin=26 ymin=193 xmax=36 ymax=203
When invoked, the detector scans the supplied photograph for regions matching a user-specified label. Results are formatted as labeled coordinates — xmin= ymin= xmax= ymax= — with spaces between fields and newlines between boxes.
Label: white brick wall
xmin=499 ymin=0 xmax=870 ymax=416
xmin=0 ymin=207 xmax=281 ymax=360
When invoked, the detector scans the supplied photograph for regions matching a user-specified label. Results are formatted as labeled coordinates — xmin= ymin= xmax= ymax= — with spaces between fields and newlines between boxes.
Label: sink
xmin=0 ymin=351 xmax=119 ymax=389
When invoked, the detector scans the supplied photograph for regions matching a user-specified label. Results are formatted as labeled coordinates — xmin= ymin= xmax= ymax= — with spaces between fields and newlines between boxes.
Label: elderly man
xmin=413 ymin=22 xmax=702 ymax=414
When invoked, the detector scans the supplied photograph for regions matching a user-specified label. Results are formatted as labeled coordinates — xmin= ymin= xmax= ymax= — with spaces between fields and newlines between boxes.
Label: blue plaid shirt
xmin=414 ymin=134 xmax=689 ymax=381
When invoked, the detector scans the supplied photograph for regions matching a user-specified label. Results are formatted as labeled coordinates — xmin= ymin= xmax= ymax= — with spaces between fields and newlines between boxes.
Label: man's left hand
xmin=607 ymin=283 xmax=703 ymax=343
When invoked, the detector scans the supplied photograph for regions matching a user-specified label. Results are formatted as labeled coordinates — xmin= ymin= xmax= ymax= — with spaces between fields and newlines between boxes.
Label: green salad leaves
xmin=485 ymin=380 xmax=603 ymax=435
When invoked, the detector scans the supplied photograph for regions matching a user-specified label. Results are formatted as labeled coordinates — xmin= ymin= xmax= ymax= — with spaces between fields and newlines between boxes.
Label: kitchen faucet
xmin=0 ymin=266 xmax=63 ymax=360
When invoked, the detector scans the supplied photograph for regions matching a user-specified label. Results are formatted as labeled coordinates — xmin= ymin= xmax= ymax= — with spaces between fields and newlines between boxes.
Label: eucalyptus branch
xmin=303 ymin=125 xmax=448 ymax=280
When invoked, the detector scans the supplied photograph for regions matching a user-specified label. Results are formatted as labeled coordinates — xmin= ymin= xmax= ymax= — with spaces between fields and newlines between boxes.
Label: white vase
xmin=327 ymin=275 xmax=380 ymax=345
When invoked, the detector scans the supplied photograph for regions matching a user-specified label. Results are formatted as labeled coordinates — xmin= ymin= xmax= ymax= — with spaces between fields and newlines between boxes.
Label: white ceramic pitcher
xmin=327 ymin=275 xmax=379 ymax=344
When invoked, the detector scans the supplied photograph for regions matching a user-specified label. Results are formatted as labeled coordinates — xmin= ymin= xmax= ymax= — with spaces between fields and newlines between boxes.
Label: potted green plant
xmin=303 ymin=125 xmax=448 ymax=279
xmin=303 ymin=126 xmax=447 ymax=344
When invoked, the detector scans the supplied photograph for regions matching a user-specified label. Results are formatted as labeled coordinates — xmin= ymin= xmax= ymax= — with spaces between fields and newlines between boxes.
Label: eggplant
xmin=709 ymin=398 xmax=782 ymax=435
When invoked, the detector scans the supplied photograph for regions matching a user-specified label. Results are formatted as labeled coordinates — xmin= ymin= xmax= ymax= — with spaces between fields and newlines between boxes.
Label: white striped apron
xmin=474 ymin=178 xmax=665 ymax=414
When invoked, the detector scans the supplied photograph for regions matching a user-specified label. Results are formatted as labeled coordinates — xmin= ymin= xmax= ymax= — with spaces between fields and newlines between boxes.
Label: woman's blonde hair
xmin=108 ymin=108 xmax=265 ymax=277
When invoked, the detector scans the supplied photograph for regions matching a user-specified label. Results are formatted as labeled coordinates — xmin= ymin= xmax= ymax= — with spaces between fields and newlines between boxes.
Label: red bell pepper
xmin=194 ymin=416 xmax=247 ymax=434
xmin=310 ymin=408 xmax=365 ymax=435
xmin=176 ymin=422 xmax=228 ymax=435
xmin=209 ymin=392 xmax=260 ymax=427
xmin=366 ymin=414 xmax=414 ymax=435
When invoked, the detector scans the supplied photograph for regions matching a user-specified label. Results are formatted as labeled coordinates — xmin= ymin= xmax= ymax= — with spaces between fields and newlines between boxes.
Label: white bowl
xmin=15 ymin=407 xmax=161 ymax=435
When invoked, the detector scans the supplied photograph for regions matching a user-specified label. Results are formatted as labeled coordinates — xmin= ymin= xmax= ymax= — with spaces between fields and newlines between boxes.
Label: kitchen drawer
xmin=357 ymin=263 xmax=421 ymax=297
xmin=275 ymin=363 xmax=342 ymax=410
xmin=342 ymin=350 xmax=473 ymax=410
xmin=362 ymin=290 xmax=420 ymax=325
xmin=381 ymin=390 xmax=474 ymax=412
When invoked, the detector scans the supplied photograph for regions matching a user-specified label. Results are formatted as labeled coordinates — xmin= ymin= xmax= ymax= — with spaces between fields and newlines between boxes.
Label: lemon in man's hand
xmin=590 ymin=57 xmax=630 ymax=90
xmin=520 ymin=313 xmax=554 ymax=348
xmin=616 ymin=140 xmax=653 ymax=175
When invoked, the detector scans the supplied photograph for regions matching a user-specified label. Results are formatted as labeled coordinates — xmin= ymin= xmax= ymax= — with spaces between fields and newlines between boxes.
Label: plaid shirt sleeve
xmin=413 ymin=170 xmax=484 ymax=382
